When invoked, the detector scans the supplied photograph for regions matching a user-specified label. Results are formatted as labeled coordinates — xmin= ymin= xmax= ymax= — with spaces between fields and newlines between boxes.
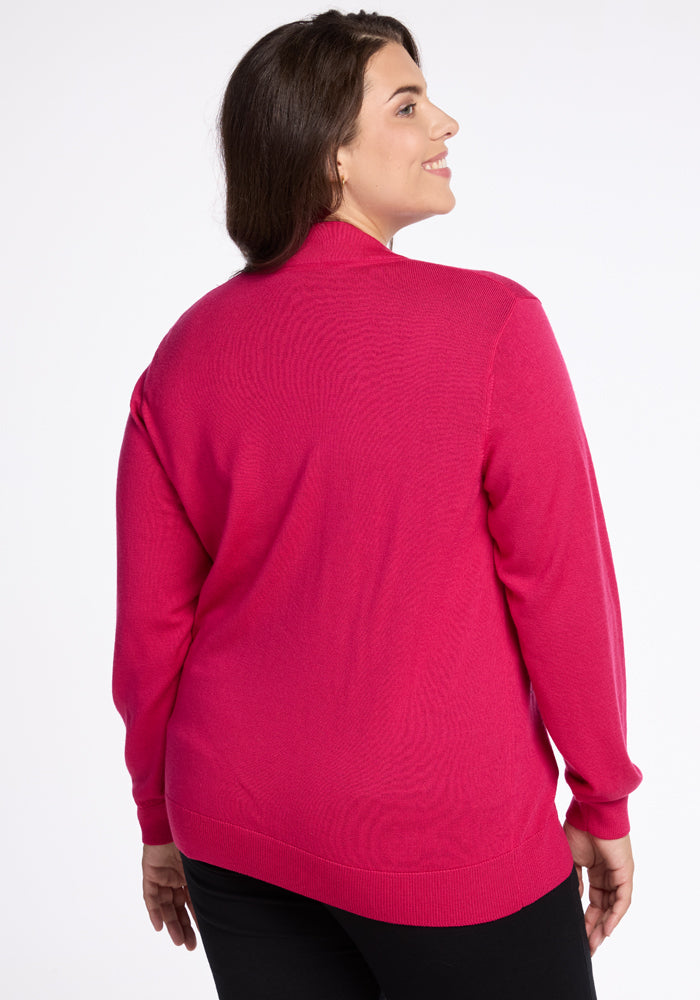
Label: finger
xmin=165 ymin=900 xmax=196 ymax=949
xmin=584 ymin=902 xmax=607 ymax=948
xmin=178 ymin=903 xmax=198 ymax=951
xmin=143 ymin=881 xmax=166 ymax=931
xmin=589 ymin=872 xmax=632 ymax=934
xmin=587 ymin=883 xmax=612 ymax=916
xmin=583 ymin=903 xmax=602 ymax=940
xmin=588 ymin=921 xmax=607 ymax=956
xmin=147 ymin=908 xmax=164 ymax=932
xmin=143 ymin=873 xmax=198 ymax=946
xmin=146 ymin=884 xmax=181 ymax=937
xmin=160 ymin=886 xmax=196 ymax=948
xmin=602 ymin=882 xmax=633 ymax=937
xmin=164 ymin=913 xmax=186 ymax=947
xmin=157 ymin=887 xmax=181 ymax=934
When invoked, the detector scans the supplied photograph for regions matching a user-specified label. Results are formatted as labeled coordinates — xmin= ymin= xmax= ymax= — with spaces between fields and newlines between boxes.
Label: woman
xmin=113 ymin=10 xmax=642 ymax=999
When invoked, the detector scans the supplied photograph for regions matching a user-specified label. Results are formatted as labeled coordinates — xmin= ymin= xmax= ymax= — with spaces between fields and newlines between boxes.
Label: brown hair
xmin=218 ymin=9 xmax=420 ymax=274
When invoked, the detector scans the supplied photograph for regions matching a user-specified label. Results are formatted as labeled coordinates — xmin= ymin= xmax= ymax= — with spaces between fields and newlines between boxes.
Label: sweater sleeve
xmin=112 ymin=371 xmax=212 ymax=844
xmin=482 ymin=296 xmax=642 ymax=839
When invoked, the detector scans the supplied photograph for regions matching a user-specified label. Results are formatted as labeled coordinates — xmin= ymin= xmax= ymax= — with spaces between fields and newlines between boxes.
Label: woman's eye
xmin=397 ymin=103 xmax=416 ymax=117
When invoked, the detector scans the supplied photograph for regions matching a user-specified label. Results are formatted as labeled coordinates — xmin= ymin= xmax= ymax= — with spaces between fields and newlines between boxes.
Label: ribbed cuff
xmin=565 ymin=796 xmax=631 ymax=840
xmin=138 ymin=799 xmax=173 ymax=845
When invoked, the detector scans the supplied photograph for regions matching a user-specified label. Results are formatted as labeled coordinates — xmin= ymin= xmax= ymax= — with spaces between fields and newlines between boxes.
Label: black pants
xmin=181 ymin=854 xmax=597 ymax=1000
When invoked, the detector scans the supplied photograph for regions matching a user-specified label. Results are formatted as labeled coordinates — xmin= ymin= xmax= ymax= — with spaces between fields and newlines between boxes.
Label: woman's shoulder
xmin=146 ymin=272 xmax=260 ymax=367
xmin=467 ymin=268 xmax=539 ymax=301
xmin=399 ymin=253 xmax=539 ymax=303
xmin=385 ymin=255 xmax=544 ymax=337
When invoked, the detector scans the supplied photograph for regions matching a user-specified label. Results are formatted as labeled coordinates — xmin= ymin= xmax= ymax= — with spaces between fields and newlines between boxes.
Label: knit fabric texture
xmin=113 ymin=220 xmax=642 ymax=926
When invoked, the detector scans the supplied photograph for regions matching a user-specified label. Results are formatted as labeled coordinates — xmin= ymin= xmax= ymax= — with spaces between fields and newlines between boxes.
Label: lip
xmin=422 ymin=150 xmax=449 ymax=166
xmin=421 ymin=150 xmax=451 ymax=178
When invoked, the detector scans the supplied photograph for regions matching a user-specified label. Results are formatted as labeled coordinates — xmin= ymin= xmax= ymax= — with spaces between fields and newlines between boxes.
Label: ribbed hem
xmin=138 ymin=799 xmax=173 ymax=845
xmin=167 ymin=797 xmax=573 ymax=926
xmin=565 ymin=796 xmax=631 ymax=840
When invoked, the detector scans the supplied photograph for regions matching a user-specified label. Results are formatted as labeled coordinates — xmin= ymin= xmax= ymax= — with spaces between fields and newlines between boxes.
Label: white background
xmin=2 ymin=1 xmax=697 ymax=996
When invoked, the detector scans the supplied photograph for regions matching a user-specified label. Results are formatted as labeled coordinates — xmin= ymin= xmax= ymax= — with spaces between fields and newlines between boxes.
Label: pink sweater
xmin=113 ymin=220 xmax=642 ymax=926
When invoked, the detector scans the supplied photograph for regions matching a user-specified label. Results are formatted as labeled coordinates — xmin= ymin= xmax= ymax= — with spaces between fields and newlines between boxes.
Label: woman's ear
xmin=327 ymin=155 xmax=346 ymax=186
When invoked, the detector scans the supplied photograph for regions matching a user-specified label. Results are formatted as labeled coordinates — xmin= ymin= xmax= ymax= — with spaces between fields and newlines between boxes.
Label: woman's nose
xmin=431 ymin=105 xmax=459 ymax=141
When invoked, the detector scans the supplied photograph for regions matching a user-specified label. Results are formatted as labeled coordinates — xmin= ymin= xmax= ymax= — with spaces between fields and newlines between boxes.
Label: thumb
xmin=563 ymin=821 xmax=595 ymax=868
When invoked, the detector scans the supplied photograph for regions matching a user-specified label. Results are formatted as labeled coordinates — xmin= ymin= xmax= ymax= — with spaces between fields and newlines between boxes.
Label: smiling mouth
xmin=422 ymin=157 xmax=448 ymax=171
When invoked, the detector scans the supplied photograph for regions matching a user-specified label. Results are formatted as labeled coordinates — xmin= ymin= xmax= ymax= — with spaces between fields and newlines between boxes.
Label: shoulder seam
xmin=479 ymin=296 xmax=531 ymax=472
xmin=471 ymin=269 xmax=541 ymax=299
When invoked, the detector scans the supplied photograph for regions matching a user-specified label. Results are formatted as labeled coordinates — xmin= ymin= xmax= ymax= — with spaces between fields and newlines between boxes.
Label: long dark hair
xmin=218 ymin=10 xmax=420 ymax=274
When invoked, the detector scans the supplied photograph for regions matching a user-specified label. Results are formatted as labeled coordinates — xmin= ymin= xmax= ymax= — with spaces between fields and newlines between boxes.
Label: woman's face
xmin=333 ymin=41 xmax=459 ymax=244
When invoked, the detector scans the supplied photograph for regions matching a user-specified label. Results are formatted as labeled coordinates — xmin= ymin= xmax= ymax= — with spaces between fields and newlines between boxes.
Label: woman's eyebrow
xmin=385 ymin=84 xmax=424 ymax=102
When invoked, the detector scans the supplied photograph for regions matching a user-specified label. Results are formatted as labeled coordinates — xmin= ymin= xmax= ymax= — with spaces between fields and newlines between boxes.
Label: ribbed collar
xmin=284 ymin=220 xmax=398 ymax=266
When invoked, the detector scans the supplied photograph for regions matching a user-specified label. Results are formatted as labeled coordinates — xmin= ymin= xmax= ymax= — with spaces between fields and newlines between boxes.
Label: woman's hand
xmin=142 ymin=842 xmax=197 ymax=950
xmin=563 ymin=821 xmax=635 ymax=956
